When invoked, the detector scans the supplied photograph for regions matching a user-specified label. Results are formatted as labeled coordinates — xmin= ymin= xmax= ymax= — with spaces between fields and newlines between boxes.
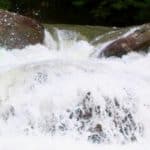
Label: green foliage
xmin=0 ymin=0 xmax=11 ymax=9
xmin=72 ymin=0 xmax=88 ymax=6
xmin=0 ymin=0 xmax=150 ymax=26
xmin=90 ymin=0 xmax=150 ymax=25
xmin=70 ymin=0 xmax=150 ymax=25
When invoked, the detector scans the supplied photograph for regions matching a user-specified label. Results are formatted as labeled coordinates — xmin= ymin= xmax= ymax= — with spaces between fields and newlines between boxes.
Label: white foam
xmin=0 ymin=29 xmax=149 ymax=149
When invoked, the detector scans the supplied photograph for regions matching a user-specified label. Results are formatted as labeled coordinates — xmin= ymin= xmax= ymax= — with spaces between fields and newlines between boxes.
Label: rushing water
xmin=0 ymin=28 xmax=150 ymax=150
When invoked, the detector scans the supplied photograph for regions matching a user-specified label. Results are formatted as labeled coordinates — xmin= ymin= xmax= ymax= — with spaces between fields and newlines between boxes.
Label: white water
xmin=0 ymin=28 xmax=150 ymax=149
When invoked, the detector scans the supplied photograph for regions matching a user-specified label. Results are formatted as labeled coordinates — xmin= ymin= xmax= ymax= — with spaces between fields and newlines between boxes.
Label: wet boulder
xmin=99 ymin=23 xmax=150 ymax=57
xmin=0 ymin=10 xmax=44 ymax=49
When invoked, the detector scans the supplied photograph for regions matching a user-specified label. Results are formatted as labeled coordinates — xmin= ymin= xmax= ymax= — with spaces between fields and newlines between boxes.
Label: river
xmin=0 ymin=28 xmax=149 ymax=150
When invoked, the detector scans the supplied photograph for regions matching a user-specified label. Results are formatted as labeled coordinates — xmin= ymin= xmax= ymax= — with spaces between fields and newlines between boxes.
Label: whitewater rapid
xmin=0 ymin=29 xmax=150 ymax=149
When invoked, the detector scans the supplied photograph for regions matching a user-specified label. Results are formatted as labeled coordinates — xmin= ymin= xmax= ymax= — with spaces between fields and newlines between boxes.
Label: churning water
xmin=0 ymin=28 xmax=150 ymax=150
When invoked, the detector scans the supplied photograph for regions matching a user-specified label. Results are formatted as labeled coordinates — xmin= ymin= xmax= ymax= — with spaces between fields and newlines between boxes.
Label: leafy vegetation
xmin=0 ymin=0 xmax=150 ymax=26
xmin=0 ymin=0 xmax=11 ymax=9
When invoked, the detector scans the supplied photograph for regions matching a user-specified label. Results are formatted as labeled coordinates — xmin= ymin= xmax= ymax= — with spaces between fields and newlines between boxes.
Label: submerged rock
xmin=0 ymin=10 xmax=44 ymax=49
xmin=99 ymin=23 xmax=150 ymax=57
xmin=44 ymin=24 xmax=112 ymax=41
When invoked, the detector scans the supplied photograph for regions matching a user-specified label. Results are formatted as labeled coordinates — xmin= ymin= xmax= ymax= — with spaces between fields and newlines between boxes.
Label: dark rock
xmin=99 ymin=23 xmax=150 ymax=57
xmin=89 ymin=124 xmax=103 ymax=133
xmin=0 ymin=10 xmax=44 ymax=49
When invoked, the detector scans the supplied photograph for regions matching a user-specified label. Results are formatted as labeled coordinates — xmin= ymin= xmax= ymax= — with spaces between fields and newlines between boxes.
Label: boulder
xmin=99 ymin=23 xmax=150 ymax=57
xmin=0 ymin=10 xmax=44 ymax=49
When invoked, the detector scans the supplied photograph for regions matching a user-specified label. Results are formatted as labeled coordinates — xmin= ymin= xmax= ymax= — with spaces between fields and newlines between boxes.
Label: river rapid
xmin=0 ymin=28 xmax=150 ymax=150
